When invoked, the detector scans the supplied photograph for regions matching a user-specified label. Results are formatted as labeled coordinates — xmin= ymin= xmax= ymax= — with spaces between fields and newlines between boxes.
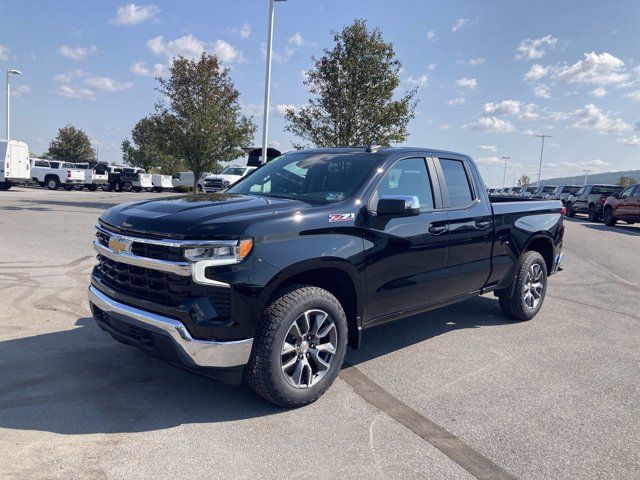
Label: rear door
xmin=630 ymin=186 xmax=640 ymax=221
xmin=573 ymin=186 xmax=588 ymax=212
xmin=615 ymin=186 xmax=635 ymax=219
xmin=363 ymin=156 xmax=450 ymax=322
xmin=433 ymin=156 xmax=493 ymax=297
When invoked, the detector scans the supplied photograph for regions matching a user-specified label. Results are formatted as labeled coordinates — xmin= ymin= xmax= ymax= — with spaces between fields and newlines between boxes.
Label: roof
xmin=291 ymin=146 xmax=469 ymax=158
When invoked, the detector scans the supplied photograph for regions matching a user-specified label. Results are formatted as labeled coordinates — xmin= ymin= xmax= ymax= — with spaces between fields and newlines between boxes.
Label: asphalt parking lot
xmin=1 ymin=186 xmax=639 ymax=480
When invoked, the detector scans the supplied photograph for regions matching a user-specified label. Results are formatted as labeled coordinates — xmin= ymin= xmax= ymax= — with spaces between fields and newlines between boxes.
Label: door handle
xmin=428 ymin=224 xmax=448 ymax=235
xmin=475 ymin=219 xmax=491 ymax=229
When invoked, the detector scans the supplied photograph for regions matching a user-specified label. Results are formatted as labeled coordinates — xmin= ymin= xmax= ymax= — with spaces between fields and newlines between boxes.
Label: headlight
xmin=184 ymin=239 xmax=253 ymax=264
xmin=222 ymin=180 xmax=230 ymax=187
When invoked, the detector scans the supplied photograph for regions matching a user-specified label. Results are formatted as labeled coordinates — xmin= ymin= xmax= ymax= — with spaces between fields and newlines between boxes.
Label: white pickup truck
xmin=151 ymin=174 xmax=173 ymax=193
xmin=76 ymin=162 xmax=109 ymax=191
xmin=31 ymin=159 xmax=86 ymax=190
xmin=124 ymin=167 xmax=153 ymax=192
xmin=0 ymin=140 xmax=31 ymax=190
xmin=202 ymin=166 xmax=257 ymax=193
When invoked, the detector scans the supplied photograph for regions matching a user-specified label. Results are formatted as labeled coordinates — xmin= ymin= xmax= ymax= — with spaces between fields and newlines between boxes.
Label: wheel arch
xmin=524 ymin=235 xmax=554 ymax=273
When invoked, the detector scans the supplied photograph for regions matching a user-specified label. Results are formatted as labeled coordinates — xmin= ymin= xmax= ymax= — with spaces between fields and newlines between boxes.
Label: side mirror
xmin=376 ymin=195 xmax=420 ymax=216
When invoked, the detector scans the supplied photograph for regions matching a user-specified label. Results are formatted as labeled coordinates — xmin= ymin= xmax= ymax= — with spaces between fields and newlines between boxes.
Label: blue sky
xmin=1 ymin=0 xmax=639 ymax=186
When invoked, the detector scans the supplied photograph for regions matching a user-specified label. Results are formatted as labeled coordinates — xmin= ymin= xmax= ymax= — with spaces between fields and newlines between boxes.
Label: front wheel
xmin=245 ymin=285 xmax=348 ymax=407
xmin=46 ymin=177 xmax=60 ymax=190
xmin=587 ymin=204 xmax=600 ymax=222
xmin=499 ymin=251 xmax=548 ymax=321
xmin=603 ymin=207 xmax=617 ymax=227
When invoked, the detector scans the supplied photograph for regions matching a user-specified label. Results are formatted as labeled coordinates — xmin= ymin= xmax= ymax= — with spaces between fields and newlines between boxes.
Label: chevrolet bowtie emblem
xmin=108 ymin=236 xmax=131 ymax=255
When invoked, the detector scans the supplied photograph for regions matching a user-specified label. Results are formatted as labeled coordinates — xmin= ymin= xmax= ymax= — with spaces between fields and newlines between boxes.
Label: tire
xmin=245 ymin=284 xmax=348 ymax=407
xmin=120 ymin=181 xmax=132 ymax=192
xmin=0 ymin=182 xmax=12 ymax=191
xmin=102 ymin=183 xmax=113 ymax=192
xmin=499 ymin=251 xmax=548 ymax=321
xmin=627 ymin=221 xmax=635 ymax=225
xmin=46 ymin=177 xmax=60 ymax=190
xmin=153 ymin=187 xmax=163 ymax=193
xmin=566 ymin=202 xmax=575 ymax=218
xmin=603 ymin=207 xmax=617 ymax=227
xmin=63 ymin=185 xmax=73 ymax=191
xmin=587 ymin=204 xmax=599 ymax=222
xmin=132 ymin=186 xmax=142 ymax=192
xmin=87 ymin=184 xmax=98 ymax=191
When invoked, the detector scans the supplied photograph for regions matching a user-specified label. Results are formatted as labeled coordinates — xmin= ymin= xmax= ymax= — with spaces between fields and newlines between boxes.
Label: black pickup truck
xmin=89 ymin=147 xmax=564 ymax=407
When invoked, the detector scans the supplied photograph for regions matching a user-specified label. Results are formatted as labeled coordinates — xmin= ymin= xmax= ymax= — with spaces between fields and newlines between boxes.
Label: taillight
xmin=600 ymin=195 xmax=606 ymax=205
xmin=67 ymin=170 xmax=71 ymax=178
xmin=561 ymin=206 xmax=567 ymax=216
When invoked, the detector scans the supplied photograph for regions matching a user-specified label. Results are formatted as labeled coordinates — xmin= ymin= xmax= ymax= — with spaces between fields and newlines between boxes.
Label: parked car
xmin=546 ymin=185 xmax=581 ymax=204
xmin=172 ymin=171 xmax=209 ymax=191
xmin=566 ymin=184 xmax=623 ymax=221
xmin=203 ymin=165 xmax=257 ymax=193
xmin=603 ymin=184 xmax=640 ymax=226
xmin=124 ymin=167 xmax=153 ymax=192
xmin=520 ymin=186 xmax=539 ymax=198
xmin=31 ymin=159 xmax=86 ymax=190
xmin=0 ymin=140 xmax=30 ymax=190
xmin=507 ymin=186 xmax=523 ymax=197
xmin=76 ymin=161 xmax=109 ymax=191
xmin=89 ymin=146 xmax=564 ymax=407
xmin=532 ymin=185 xmax=557 ymax=199
xmin=151 ymin=174 xmax=173 ymax=192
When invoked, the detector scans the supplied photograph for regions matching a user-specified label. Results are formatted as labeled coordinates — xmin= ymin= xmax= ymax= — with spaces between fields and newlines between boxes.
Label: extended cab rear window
xmin=440 ymin=159 xmax=474 ymax=208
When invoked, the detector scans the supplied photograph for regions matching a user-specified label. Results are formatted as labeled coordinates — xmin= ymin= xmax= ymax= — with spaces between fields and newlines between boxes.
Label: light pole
xmin=501 ymin=156 xmax=510 ymax=189
xmin=583 ymin=169 xmax=591 ymax=185
xmin=534 ymin=134 xmax=552 ymax=187
xmin=6 ymin=68 xmax=22 ymax=140
xmin=261 ymin=0 xmax=286 ymax=164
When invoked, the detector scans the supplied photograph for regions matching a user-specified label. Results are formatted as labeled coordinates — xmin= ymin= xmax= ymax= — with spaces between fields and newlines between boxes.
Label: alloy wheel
xmin=281 ymin=309 xmax=337 ymax=389
xmin=523 ymin=263 xmax=544 ymax=309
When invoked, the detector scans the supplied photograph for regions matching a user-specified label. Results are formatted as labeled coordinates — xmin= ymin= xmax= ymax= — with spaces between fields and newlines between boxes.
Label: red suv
xmin=603 ymin=184 xmax=640 ymax=226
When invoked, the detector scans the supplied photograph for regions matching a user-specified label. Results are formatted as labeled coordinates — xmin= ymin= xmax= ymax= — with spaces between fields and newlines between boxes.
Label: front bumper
xmin=88 ymin=285 xmax=253 ymax=368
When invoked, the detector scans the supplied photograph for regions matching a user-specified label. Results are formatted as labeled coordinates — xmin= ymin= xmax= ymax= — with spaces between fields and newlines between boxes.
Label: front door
xmin=363 ymin=157 xmax=449 ymax=323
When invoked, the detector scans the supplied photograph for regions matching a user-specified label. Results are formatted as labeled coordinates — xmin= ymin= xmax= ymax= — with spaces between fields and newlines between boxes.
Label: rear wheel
xmin=0 ymin=182 xmax=12 ymax=191
xmin=566 ymin=202 xmax=575 ymax=217
xmin=499 ymin=251 xmax=548 ymax=321
xmin=46 ymin=177 xmax=60 ymax=190
xmin=153 ymin=187 xmax=163 ymax=193
xmin=587 ymin=204 xmax=599 ymax=222
xmin=87 ymin=184 xmax=98 ymax=191
xmin=63 ymin=185 xmax=73 ymax=191
xmin=132 ymin=186 xmax=142 ymax=192
xmin=245 ymin=285 xmax=348 ymax=407
xmin=603 ymin=207 xmax=617 ymax=226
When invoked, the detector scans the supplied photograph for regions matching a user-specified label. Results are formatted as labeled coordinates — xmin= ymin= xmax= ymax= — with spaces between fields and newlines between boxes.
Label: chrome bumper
xmin=88 ymin=286 xmax=253 ymax=368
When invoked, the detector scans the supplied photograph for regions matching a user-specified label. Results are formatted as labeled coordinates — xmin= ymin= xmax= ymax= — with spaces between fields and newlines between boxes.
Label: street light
xmin=6 ymin=68 xmax=22 ymax=141
xmin=501 ymin=156 xmax=510 ymax=189
xmin=583 ymin=169 xmax=591 ymax=185
xmin=261 ymin=0 xmax=287 ymax=164
xmin=534 ymin=134 xmax=552 ymax=187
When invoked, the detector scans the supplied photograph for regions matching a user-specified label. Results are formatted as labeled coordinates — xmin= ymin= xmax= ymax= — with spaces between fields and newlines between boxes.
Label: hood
xmin=205 ymin=174 xmax=241 ymax=182
xmin=99 ymin=192 xmax=316 ymax=238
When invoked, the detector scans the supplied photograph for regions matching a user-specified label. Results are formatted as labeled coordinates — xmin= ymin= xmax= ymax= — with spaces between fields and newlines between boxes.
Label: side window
xmin=439 ymin=159 xmax=474 ymax=208
xmin=370 ymin=158 xmax=434 ymax=212
xmin=575 ymin=187 xmax=585 ymax=196
xmin=621 ymin=186 xmax=634 ymax=198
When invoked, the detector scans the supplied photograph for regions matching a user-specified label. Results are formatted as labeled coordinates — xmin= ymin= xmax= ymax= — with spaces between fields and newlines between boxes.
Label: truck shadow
xmin=0 ymin=296 xmax=507 ymax=434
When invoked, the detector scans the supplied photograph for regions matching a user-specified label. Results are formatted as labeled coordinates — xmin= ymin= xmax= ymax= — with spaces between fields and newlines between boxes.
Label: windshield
xmin=222 ymin=166 xmax=246 ymax=176
xmin=228 ymin=152 xmax=381 ymax=203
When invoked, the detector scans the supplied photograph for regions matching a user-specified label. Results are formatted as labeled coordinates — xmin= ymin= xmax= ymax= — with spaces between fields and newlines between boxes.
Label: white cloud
xmin=464 ymin=116 xmax=516 ymax=133
xmin=242 ymin=103 xmax=263 ymax=117
xmin=56 ymin=84 xmax=95 ymax=100
xmin=458 ymin=57 xmax=485 ymax=66
xmin=275 ymin=104 xmax=297 ymax=117
xmin=10 ymin=85 xmax=32 ymax=97
xmin=440 ymin=123 xmax=451 ymax=130
xmin=570 ymin=104 xmax=631 ymax=133
xmin=130 ymin=61 xmax=166 ymax=77
xmin=483 ymin=99 xmax=521 ymax=116
xmin=426 ymin=30 xmax=438 ymax=42
xmin=524 ymin=64 xmax=548 ymax=81
xmin=590 ymin=87 xmax=608 ymax=98
xmin=534 ymin=84 xmax=551 ymax=99
xmin=623 ymin=90 xmax=640 ymax=102
xmin=544 ymin=158 xmax=612 ymax=176
xmin=619 ymin=135 xmax=640 ymax=146
xmin=288 ymin=32 xmax=304 ymax=47
xmin=406 ymin=74 xmax=428 ymax=87
xmin=478 ymin=145 xmax=497 ymax=152
xmin=0 ymin=45 xmax=11 ymax=61
xmin=452 ymin=18 xmax=469 ymax=33
xmin=57 ymin=45 xmax=97 ymax=61
xmin=53 ymin=69 xmax=86 ymax=83
xmin=239 ymin=23 xmax=251 ymax=39
xmin=447 ymin=97 xmax=465 ymax=106
xmin=148 ymin=35 xmax=243 ymax=63
xmin=213 ymin=39 xmax=244 ymax=63
xmin=554 ymin=52 xmax=630 ymax=85
xmin=85 ymin=76 xmax=133 ymax=92
xmin=455 ymin=77 xmax=477 ymax=90
xmin=111 ymin=4 xmax=159 ymax=26
xmin=515 ymin=35 xmax=558 ymax=61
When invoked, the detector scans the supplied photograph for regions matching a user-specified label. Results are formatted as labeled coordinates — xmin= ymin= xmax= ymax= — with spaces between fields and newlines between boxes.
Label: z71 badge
xmin=328 ymin=213 xmax=355 ymax=223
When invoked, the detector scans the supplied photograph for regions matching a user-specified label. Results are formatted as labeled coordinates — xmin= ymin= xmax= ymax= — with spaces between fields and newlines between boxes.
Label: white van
xmin=172 ymin=171 xmax=209 ymax=191
xmin=124 ymin=167 xmax=153 ymax=192
xmin=0 ymin=140 xmax=30 ymax=190
xmin=151 ymin=174 xmax=173 ymax=192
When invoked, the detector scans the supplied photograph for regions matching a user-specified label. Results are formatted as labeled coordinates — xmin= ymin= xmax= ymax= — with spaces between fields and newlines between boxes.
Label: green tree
xmin=616 ymin=175 xmax=638 ymax=187
xmin=285 ymin=19 xmax=418 ymax=148
xmin=122 ymin=115 xmax=175 ymax=172
xmin=517 ymin=175 xmax=531 ymax=187
xmin=46 ymin=125 xmax=96 ymax=162
xmin=155 ymin=53 xmax=255 ymax=191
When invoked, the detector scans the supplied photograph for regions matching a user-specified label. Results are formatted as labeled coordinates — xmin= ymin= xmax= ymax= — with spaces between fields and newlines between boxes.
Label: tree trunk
xmin=192 ymin=173 xmax=199 ymax=193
